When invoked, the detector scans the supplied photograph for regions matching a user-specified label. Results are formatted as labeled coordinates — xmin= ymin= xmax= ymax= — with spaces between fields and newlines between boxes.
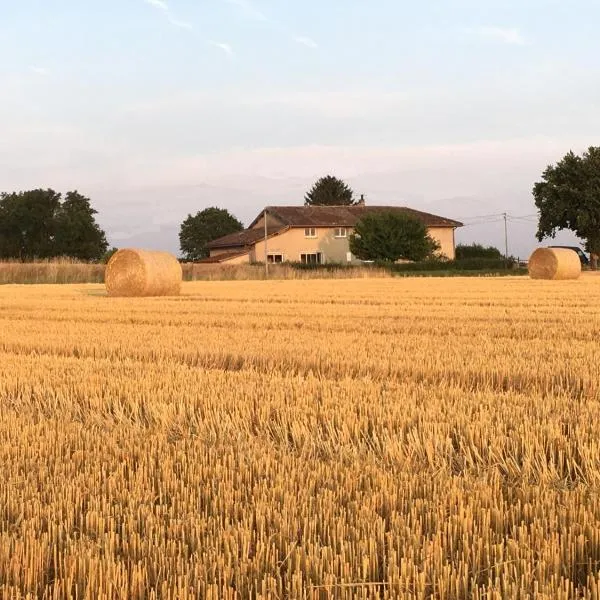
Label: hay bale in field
xmin=105 ymin=249 xmax=182 ymax=297
xmin=528 ymin=247 xmax=581 ymax=280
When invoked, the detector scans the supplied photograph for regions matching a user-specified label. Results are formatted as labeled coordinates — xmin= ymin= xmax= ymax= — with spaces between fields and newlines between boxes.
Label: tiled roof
xmin=196 ymin=250 xmax=250 ymax=263
xmin=251 ymin=205 xmax=463 ymax=228
xmin=206 ymin=227 xmax=285 ymax=249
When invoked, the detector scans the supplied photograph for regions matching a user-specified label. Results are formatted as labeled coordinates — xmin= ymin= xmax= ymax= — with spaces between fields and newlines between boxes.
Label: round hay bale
xmin=528 ymin=247 xmax=581 ymax=280
xmin=105 ymin=249 xmax=182 ymax=297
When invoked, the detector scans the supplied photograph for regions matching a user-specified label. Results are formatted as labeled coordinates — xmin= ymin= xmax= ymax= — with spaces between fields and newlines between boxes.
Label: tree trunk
xmin=591 ymin=253 xmax=599 ymax=271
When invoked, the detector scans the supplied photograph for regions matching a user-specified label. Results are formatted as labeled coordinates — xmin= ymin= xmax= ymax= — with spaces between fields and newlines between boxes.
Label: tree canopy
xmin=304 ymin=175 xmax=355 ymax=206
xmin=349 ymin=211 xmax=440 ymax=262
xmin=179 ymin=207 xmax=244 ymax=261
xmin=534 ymin=146 xmax=600 ymax=265
xmin=0 ymin=189 xmax=108 ymax=261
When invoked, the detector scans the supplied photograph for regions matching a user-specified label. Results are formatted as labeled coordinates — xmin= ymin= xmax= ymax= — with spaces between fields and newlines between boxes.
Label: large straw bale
xmin=528 ymin=247 xmax=581 ymax=280
xmin=105 ymin=249 xmax=182 ymax=297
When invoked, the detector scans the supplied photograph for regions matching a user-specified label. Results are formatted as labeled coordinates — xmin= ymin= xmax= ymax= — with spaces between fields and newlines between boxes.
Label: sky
xmin=2 ymin=0 xmax=600 ymax=258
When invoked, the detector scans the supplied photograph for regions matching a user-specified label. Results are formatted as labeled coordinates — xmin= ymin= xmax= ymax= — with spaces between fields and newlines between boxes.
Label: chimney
xmin=357 ymin=194 xmax=365 ymax=206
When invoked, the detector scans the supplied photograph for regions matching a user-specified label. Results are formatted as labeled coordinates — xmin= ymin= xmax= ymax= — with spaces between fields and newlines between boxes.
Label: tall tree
xmin=349 ymin=211 xmax=440 ymax=262
xmin=534 ymin=147 xmax=600 ymax=268
xmin=0 ymin=189 xmax=108 ymax=260
xmin=0 ymin=189 xmax=61 ymax=259
xmin=304 ymin=175 xmax=355 ymax=206
xmin=54 ymin=191 xmax=109 ymax=260
xmin=179 ymin=207 xmax=244 ymax=261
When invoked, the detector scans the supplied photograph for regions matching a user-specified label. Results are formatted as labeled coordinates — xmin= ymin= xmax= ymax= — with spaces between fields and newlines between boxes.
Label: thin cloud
xmin=29 ymin=66 xmax=49 ymax=76
xmin=292 ymin=35 xmax=318 ymax=49
xmin=167 ymin=16 xmax=193 ymax=30
xmin=209 ymin=41 xmax=234 ymax=57
xmin=224 ymin=0 xmax=318 ymax=51
xmin=473 ymin=26 xmax=527 ymax=46
xmin=223 ymin=0 xmax=268 ymax=22
xmin=144 ymin=0 xmax=168 ymax=11
xmin=143 ymin=0 xmax=192 ymax=30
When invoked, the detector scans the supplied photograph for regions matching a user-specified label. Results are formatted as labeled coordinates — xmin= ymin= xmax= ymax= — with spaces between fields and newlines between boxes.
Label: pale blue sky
xmin=1 ymin=0 xmax=599 ymax=256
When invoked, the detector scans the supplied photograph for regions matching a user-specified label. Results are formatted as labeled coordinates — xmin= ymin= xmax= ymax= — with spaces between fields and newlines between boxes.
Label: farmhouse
xmin=205 ymin=200 xmax=463 ymax=265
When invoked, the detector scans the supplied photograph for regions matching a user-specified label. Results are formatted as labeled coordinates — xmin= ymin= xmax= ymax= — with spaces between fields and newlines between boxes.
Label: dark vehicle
xmin=548 ymin=246 xmax=589 ymax=266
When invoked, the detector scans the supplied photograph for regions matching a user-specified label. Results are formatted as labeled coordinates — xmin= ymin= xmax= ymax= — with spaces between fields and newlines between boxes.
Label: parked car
xmin=548 ymin=246 xmax=589 ymax=266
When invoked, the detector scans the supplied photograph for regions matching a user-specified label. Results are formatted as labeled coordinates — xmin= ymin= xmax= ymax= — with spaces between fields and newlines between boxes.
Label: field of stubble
xmin=1 ymin=276 xmax=600 ymax=599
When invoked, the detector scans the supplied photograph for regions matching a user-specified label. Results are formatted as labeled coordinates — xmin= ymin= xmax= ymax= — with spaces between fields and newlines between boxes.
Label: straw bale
xmin=105 ymin=249 xmax=182 ymax=297
xmin=528 ymin=247 xmax=581 ymax=280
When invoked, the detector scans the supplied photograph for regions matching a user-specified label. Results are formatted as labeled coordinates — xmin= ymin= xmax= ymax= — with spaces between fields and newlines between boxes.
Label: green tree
xmin=54 ymin=191 xmax=109 ymax=261
xmin=0 ymin=189 xmax=108 ymax=260
xmin=455 ymin=243 xmax=503 ymax=260
xmin=179 ymin=207 xmax=244 ymax=261
xmin=0 ymin=189 xmax=61 ymax=259
xmin=304 ymin=175 xmax=355 ymax=206
xmin=349 ymin=211 xmax=440 ymax=262
xmin=534 ymin=146 xmax=600 ymax=269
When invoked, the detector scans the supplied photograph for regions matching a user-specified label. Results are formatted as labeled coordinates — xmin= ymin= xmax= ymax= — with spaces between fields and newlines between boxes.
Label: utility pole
xmin=264 ymin=207 xmax=269 ymax=279
xmin=503 ymin=212 xmax=509 ymax=265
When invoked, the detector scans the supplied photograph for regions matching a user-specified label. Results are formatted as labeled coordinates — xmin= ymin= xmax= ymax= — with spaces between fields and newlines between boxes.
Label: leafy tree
xmin=455 ymin=243 xmax=503 ymax=260
xmin=0 ymin=188 xmax=108 ymax=261
xmin=53 ymin=191 xmax=109 ymax=260
xmin=534 ymin=146 xmax=600 ymax=269
xmin=0 ymin=189 xmax=62 ymax=259
xmin=179 ymin=207 xmax=244 ymax=261
xmin=304 ymin=175 xmax=355 ymax=206
xmin=349 ymin=211 xmax=440 ymax=262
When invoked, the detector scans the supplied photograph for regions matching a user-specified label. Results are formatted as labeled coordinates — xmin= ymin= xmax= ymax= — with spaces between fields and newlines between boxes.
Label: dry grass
xmin=1 ymin=275 xmax=600 ymax=598
xmin=182 ymin=262 xmax=393 ymax=281
xmin=0 ymin=259 xmax=105 ymax=285
xmin=0 ymin=261 xmax=392 ymax=285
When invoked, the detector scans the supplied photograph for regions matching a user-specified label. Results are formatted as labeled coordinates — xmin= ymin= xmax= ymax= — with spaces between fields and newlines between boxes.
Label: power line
xmin=509 ymin=216 xmax=538 ymax=224
xmin=510 ymin=214 xmax=538 ymax=219
xmin=459 ymin=212 xmax=506 ymax=221
xmin=460 ymin=218 xmax=506 ymax=228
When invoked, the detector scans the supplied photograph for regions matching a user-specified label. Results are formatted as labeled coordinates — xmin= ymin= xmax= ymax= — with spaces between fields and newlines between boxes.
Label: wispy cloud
xmin=144 ymin=0 xmax=168 ymax=11
xmin=292 ymin=35 xmax=318 ymax=49
xmin=224 ymin=0 xmax=318 ymax=51
xmin=143 ymin=0 xmax=235 ymax=58
xmin=167 ymin=16 xmax=193 ymax=30
xmin=29 ymin=66 xmax=49 ymax=76
xmin=223 ymin=0 xmax=268 ymax=22
xmin=143 ymin=0 xmax=192 ymax=30
xmin=472 ymin=26 xmax=527 ymax=46
xmin=209 ymin=41 xmax=234 ymax=57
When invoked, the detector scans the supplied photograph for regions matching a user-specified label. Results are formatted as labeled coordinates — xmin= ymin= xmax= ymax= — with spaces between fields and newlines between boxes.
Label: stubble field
xmin=1 ymin=276 xmax=600 ymax=599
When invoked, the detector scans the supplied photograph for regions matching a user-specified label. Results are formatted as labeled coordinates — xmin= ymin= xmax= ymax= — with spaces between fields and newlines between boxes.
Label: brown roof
xmin=249 ymin=205 xmax=463 ymax=229
xmin=196 ymin=250 xmax=250 ymax=263
xmin=206 ymin=227 xmax=286 ymax=249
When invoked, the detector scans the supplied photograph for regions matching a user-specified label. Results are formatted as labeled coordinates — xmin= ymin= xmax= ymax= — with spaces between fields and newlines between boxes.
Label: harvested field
xmin=1 ymin=276 xmax=600 ymax=599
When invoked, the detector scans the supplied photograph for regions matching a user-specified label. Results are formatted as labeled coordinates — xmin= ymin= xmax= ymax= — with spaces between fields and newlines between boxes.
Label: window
xmin=300 ymin=252 xmax=322 ymax=264
xmin=334 ymin=227 xmax=347 ymax=238
xmin=267 ymin=254 xmax=284 ymax=264
xmin=304 ymin=227 xmax=317 ymax=238
xmin=346 ymin=252 xmax=352 ymax=263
